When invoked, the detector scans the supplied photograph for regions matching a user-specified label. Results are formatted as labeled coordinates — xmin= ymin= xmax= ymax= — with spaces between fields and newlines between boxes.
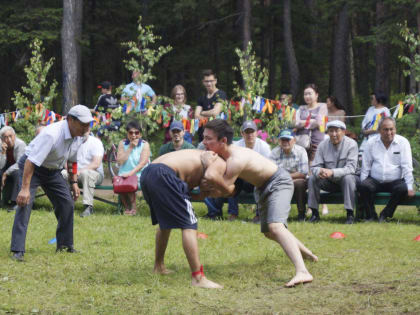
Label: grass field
xmin=0 ymin=198 xmax=419 ymax=314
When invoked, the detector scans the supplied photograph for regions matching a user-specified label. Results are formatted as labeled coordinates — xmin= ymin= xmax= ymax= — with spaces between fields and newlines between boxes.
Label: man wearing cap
xmin=270 ymin=129 xmax=309 ymax=221
xmin=358 ymin=117 xmax=414 ymax=222
xmin=307 ymin=120 xmax=359 ymax=224
xmin=158 ymin=121 xmax=195 ymax=156
xmin=93 ymin=81 xmax=119 ymax=113
xmin=122 ymin=71 xmax=157 ymax=112
xmin=10 ymin=105 xmax=93 ymax=261
xmin=204 ymin=120 xmax=271 ymax=221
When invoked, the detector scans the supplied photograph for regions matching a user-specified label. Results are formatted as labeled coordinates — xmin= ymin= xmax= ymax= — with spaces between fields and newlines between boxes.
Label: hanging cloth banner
xmin=371 ymin=113 xmax=382 ymax=131
xmin=319 ymin=115 xmax=328 ymax=133
xmin=252 ymin=96 xmax=261 ymax=111
xmin=0 ymin=115 xmax=4 ymax=128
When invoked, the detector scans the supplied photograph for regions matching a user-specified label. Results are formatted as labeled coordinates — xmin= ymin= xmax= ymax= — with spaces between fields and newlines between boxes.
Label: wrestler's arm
xmin=203 ymin=157 xmax=240 ymax=196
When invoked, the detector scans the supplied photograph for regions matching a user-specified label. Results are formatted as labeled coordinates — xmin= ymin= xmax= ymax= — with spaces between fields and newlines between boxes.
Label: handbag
xmin=295 ymin=131 xmax=311 ymax=149
xmin=113 ymin=175 xmax=138 ymax=193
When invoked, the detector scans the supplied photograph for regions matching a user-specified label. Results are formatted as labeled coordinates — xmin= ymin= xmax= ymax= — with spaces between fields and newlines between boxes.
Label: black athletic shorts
xmin=140 ymin=163 xmax=198 ymax=230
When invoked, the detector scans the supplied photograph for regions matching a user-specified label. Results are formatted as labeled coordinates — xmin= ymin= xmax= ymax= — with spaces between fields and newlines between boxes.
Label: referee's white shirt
xmin=25 ymin=120 xmax=85 ymax=170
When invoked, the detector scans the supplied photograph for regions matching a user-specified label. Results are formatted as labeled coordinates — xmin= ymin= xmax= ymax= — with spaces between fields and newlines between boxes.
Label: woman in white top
xmin=360 ymin=93 xmax=391 ymax=152
xmin=164 ymin=85 xmax=193 ymax=143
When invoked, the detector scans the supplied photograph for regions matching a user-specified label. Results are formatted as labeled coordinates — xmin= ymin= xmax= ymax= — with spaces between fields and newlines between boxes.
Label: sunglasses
xmin=128 ymin=131 xmax=140 ymax=135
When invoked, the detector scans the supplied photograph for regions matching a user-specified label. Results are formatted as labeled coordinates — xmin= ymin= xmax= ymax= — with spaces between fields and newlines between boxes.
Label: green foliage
xmin=95 ymin=17 xmax=173 ymax=149
xmin=399 ymin=22 xmax=420 ymax=86
xmin=224 ymin=42 xmax=288 ymax=141
xmin=11 ymin=38 xmax=58 ymax=143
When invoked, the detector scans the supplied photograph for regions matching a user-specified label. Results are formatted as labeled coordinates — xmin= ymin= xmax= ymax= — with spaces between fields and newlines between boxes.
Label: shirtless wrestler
xmin=140 ymin=149 xmax=230 ymax=289
xmin=202 ymin=119 xmax=318 ymax=287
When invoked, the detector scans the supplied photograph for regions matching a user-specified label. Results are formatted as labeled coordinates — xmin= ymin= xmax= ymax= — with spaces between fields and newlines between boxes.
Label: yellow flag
xmin=372 ymin=113 xmax=381 ymax=131
xmin=398 ymin=101 xmax=404 ymax=119
xmin=285 ymin=106 xmax=291 ymax=121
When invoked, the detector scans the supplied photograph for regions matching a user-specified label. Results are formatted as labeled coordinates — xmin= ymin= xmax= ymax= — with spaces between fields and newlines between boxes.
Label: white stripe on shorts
xmin=185 ymin=198 xmax=197 ymax=224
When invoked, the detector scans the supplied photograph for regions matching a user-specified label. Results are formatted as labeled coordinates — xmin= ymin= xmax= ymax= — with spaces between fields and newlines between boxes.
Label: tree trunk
xmin=374 ymin=1 xmax=389 ymax=96
xmin=331 ymin=3 xmax=352 ymax=115
xmin=283 ymin=0 xmax=299 ymax=99
xmin=62 ymin=0 xmax=83 ymax=114
xmin=241 ymin=0 xmax=252 ymax=51
xmin=303 ymin=0 xmax=317 ymax=83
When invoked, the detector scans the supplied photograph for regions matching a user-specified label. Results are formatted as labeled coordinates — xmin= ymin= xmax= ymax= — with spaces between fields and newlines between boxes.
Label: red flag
xmin=304 ymin=114 xmax=311 ymax=129
xmin=408 ymin=104 xmax=415 ymax=113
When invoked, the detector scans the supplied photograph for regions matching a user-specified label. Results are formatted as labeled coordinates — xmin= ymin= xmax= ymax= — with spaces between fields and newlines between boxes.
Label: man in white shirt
xmin=11 ymin=105 xmax=93 ymax=261
xmin=203 ymin=120 xmax=270 ymax=221
xmin=63 ymin=134 xmax=104 ymax=217
xmin=358 ymin=117 xmax=414 ymax=222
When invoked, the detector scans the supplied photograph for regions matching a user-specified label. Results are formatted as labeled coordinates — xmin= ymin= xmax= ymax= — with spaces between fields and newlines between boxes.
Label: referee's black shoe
xmin=56 ymin=246 xmax=79 ymax=253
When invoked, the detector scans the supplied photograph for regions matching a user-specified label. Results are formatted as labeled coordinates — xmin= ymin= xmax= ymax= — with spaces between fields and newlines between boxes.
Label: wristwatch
xmin=69 ymin=181 xmax=78 ymax=184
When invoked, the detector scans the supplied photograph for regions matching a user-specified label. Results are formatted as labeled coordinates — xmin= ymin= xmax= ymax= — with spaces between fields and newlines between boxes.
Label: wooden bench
xmin=87 ymin=186 xmax=420 ymax=217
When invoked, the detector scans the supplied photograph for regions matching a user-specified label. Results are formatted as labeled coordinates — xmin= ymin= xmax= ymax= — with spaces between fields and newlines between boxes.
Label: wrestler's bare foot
xmin=285 ymin=271 xmax=313 ymax=288
xmin=191 ymin=276 xmax=223 ymax=289
xmin=154 ymin=265 xmax=174 ymax=275
xmin=301 ymin=251 xmax=319 ymax=262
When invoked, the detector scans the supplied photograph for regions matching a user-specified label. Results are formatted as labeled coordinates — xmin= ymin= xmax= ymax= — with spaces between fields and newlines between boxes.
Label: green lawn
xmin=0 ymin=199 xmax=419 ymax=314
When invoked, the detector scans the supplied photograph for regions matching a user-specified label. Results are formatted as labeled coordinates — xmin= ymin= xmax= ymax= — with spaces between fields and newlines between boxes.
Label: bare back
xmin=153 ymin=149 xmax=225 ymax=189
xmin=226 ymin=146 xmax=278 ymax=188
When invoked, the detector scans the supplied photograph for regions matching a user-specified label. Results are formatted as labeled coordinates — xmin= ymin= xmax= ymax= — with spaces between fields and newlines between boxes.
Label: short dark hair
xmin=373 ymin=93 xmax=387 ymax=105
xmin=204 ymin=119 xmax=234 ymax=145
xmin=126 ymin=120 xmax=142 ymax=132
xmin=202 ymin=69 xmax=216 ymax=79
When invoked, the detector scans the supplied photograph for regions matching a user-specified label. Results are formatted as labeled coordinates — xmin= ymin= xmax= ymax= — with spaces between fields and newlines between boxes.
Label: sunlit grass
xmin=0 ymin=198 xmax=419 ymax=314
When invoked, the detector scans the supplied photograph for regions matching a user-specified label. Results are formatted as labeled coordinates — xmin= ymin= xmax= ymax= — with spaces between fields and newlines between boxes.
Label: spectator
xmin=204 ymin=120 xmax=270 ymax=221
xmin=295 ymin=83 xmax=328 ymax=162
xmin=121 ymin=71 xmax=157 ymax=112
xmin=0 ymin=126 xmax=26 ymax=212
xmin=195 ymin=69 xmax=227 ymax=141
xmin=307 ymin=120 xmax=359 ymax=224
xmin=270 ymin=129 xmax=309 ymax=221
xmin=280 ymin=93 xmax=299 ymax=109
xmin=11 ymin=105 xmax=93 ymax=261
xmin=164 ymin=85 xmax=194 ymax=144
xmin=360 ymin=93 xmax=390 ymax=153
xmin=116 ymin=120 xmax=150 ymax=216
xmin=62 ymin=133 xmax=104 ymax=217
xmin=358 ymin=117 xmax=414 ymax=222
xmin=159 ymin=121 xmax=195 ymax=156
xmin=94 ymin=81 xmax=121 ymax=136
xmin=326 ymin=96 xmax=346 ymax=122
xmin=93 ymin=81 xmax=119 ymax=113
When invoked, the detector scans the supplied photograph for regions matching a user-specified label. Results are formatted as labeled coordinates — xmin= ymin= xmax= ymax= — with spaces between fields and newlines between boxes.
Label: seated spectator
xmin=270 ymin=129 xmax=309 ymax=221
xmin=358 ymin=117 xmax=414 ymax=222
xmin=164 ymin=85 xmax=194 ymax=144
xmin=0 ymin=127 xmax=26 ymax=211
xmin=62 ymin=133 xmax=104 ymax=217
xmin=204 ymin=120 xmax=270 ymax=221
xmin=307 ymin=120 xmax=359 ymax=224
xmin=117 ymin=121 xmax=150 ymax=216
xmin=159 ymin=121 xmax=195 ymax=156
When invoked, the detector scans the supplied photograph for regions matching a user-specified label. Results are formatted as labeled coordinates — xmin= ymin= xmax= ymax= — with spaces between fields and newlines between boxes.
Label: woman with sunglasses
xmin=116 ymin=120 xmax=150 ymax=215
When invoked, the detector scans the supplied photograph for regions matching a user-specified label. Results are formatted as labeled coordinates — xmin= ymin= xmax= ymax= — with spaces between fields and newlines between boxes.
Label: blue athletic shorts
xmin=140 ymin=163 xmax=198 ymax=230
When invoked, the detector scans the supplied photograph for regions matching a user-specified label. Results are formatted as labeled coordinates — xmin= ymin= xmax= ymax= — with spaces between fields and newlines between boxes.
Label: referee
xmin=10 ymin=105 xmax=93 ymax=261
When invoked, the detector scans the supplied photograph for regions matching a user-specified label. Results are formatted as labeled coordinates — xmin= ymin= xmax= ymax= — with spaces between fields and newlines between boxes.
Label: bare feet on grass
xmin=285 ymin=271 xmax=313 ymax=288
xmin=154 ymin=265 xmax=174 ymax=275
xmin=191 ymin=276 xmax=223 ymax=289
xmin=301 ymin=251 xmax=319 ymax=262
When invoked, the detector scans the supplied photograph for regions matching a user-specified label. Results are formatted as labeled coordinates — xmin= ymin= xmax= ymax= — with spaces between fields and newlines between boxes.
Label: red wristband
xmin=192 ymin=265 xmax=204 ymax=278
xmin=72 ymin=162 xmax=77 ymax=174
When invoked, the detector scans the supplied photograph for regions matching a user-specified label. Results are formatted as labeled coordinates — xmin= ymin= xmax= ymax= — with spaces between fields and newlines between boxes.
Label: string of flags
xmin=0 ymin=97 xmax=416 ymax=134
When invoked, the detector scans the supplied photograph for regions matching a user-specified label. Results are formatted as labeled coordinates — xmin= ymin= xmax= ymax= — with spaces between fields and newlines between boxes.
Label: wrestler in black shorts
xmin=140 ymin=163 xmax=198 ymax=230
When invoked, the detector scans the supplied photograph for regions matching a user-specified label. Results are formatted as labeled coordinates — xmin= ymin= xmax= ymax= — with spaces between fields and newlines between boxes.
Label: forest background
xmin=1 ymin=0 xmax=420 ymax=118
